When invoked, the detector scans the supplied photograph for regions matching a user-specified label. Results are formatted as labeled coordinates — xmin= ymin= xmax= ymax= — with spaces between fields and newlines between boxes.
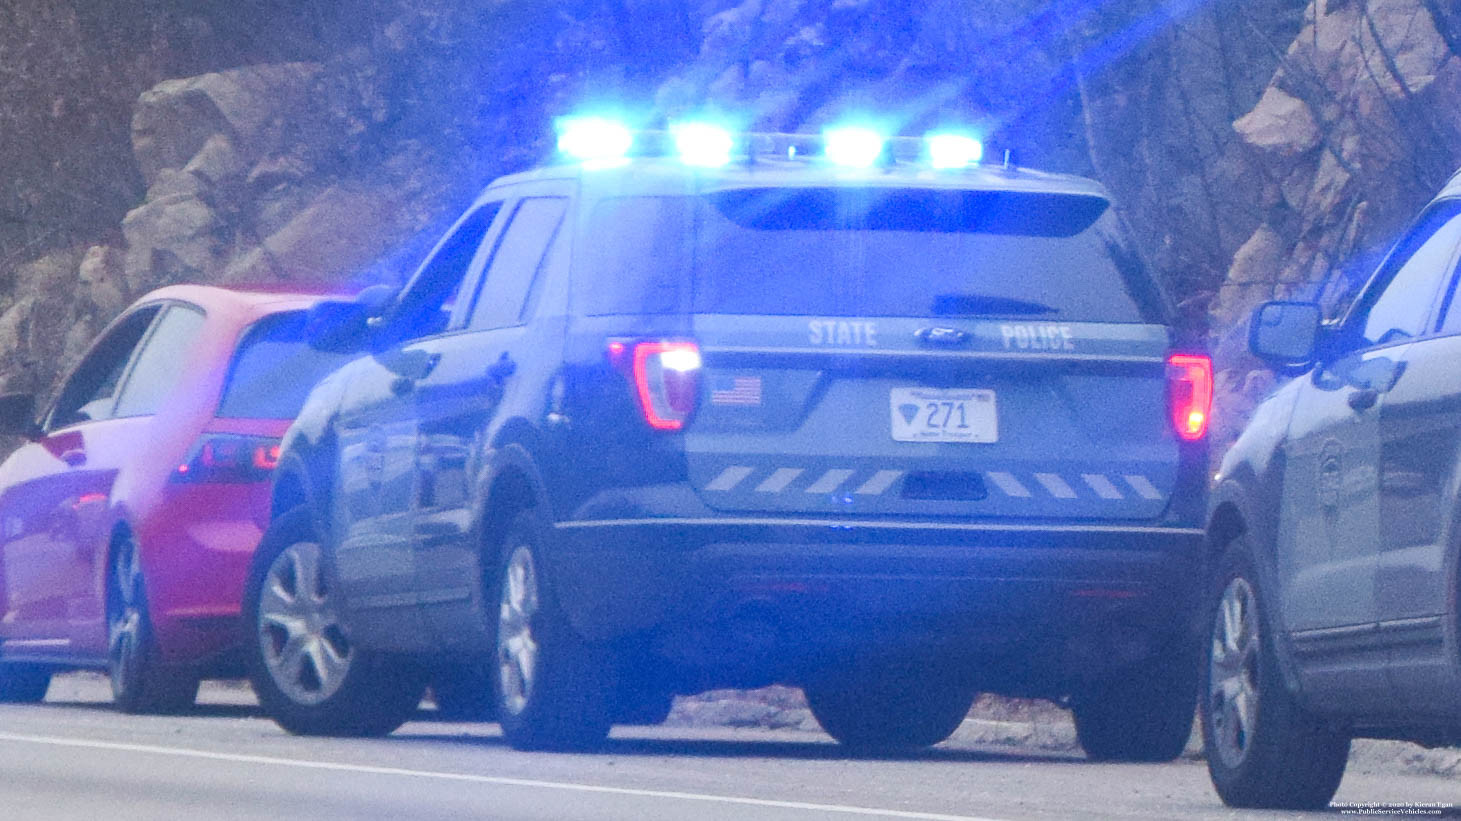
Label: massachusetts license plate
xmin=890 ymin=388 xmax=998 ymax=443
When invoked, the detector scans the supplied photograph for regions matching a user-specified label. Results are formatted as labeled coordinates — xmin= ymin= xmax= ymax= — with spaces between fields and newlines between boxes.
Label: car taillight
xmin=1167 ymin=353 xmax=1212 ymax=441
xmin=610 ymin=340 xmax=701 ymax=431
xmin=172 ymin=434 xmax=282 ymax=483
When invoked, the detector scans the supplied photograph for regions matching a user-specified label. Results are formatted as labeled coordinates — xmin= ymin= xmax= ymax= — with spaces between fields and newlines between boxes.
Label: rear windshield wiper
xmin=931 ymin=294 xmax=1059 ymax=316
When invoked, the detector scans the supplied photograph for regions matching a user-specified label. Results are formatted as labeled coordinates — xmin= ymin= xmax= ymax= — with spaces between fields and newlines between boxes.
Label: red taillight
xmin=1167 ymin=353 xmax=1212 ymax=441
xmin=624 ymin=340 xmax=701 ymax=431
xmin=173 ymin=434 xmax=283 ymax=483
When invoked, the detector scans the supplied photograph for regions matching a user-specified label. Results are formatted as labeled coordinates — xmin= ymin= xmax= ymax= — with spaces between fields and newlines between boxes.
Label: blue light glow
xmin=823 ymin=126 xmax=885 ymax=168
xmin=926 ymin=133 xmax=984 ymax=169
xmin=671 ymin=122 xmax=734 ymax=167
xmin=556 ymin=116 xmax=633 ymax=163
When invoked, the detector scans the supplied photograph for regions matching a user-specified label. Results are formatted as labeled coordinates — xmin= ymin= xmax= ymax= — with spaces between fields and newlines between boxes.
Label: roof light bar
xmin=670 ymin=122 xmax=734 ymax=168
xmin=822 ymin=126 xmax=886 ymax=168
xmin=555 ymin=116 xmax=634 ymax=163
xmin=926 ymin=133 xmax=984 ymax=169
xmin=550 ymin=118 xmax=995 ymax=170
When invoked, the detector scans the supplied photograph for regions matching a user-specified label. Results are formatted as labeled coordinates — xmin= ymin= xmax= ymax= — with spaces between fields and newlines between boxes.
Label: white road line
xmin=0 ymin=731 xmax=1008 ymax=821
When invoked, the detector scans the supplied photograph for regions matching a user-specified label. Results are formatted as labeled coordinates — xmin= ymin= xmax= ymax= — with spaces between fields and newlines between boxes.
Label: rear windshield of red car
xmin=217 ymin=311 xmax=352 ymax=419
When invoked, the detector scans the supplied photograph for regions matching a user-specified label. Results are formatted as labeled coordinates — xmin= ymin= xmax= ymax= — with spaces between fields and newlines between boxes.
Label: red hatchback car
xmin=0 ymin=285 xmax=349 ymax=712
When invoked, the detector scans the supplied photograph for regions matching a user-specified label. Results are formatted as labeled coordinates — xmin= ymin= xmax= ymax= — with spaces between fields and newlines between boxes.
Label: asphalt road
xmin=0 ymin=676 xmax=1456 ymax=820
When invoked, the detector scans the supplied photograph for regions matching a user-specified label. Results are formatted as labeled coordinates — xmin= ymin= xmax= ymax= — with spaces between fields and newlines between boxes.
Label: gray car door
xmin=1376 ymin=199 xmax=1461 ymax=713
xmin=332 ymin=203 xmax=502 ymax=648
xmin=1279 ymin=201 xmax=1461 ymax=705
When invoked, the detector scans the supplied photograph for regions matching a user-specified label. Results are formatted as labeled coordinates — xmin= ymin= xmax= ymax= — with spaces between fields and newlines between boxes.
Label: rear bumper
xmin=550 ymin=516 xmax=1205 ymax=688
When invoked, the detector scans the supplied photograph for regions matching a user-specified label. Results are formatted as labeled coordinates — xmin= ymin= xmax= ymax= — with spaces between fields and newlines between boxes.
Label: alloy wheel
xmin=497 ymin=544 xmax=540 ymax=716
xmin=1208 ymin=576 xmax=1260 ymax=768
xmin=257 ymin=541 xmax=352 ymax=705
xmin=108 ymin=538 xmax=144 ymax=693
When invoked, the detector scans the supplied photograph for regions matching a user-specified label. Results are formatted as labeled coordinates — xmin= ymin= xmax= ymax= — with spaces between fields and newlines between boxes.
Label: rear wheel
xmin=805 ymin=661 xmax=974 ymax=752
xmin=245 ymin=507 xmax=425 ymax=737
xmin=108 ymin=532 xmax=198 ymax=714
xmin=0 ymin=663 xmax=51 ymax=703
xmin=1072 ymin=641 xmax=1198 ymax=762
xmin=494 ymin=510 xmax=612 ymax=751
xmin=1200 ymin=543 xmax=1350 ymax=809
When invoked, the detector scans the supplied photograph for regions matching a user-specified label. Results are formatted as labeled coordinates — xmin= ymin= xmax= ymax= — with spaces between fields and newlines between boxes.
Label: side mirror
xmin=1249 ymin=301 xmax=1322 ymax=368
xmin=304 ymin=285 xmax=397 ymax=354
xmin=0 ymin=392 xmax=40 ymax=439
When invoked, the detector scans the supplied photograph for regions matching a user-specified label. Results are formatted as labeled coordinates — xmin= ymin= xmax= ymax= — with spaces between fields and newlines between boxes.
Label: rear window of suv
xmin=578 ymin=188 xmax=1166 ymax=322
xmin=217 ymin=312 xmax=353 ymax=419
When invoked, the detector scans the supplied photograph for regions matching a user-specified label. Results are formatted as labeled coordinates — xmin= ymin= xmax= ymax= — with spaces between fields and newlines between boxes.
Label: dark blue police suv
xmin=241 ymin=120 xmax=1211 ymax=755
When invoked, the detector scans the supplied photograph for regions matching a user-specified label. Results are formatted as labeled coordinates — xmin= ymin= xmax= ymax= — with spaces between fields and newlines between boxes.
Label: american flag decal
xmin=710 ymin=375 xmax=763 ymax=406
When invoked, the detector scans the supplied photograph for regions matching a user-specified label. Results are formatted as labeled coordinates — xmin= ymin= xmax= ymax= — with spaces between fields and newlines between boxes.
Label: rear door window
xmin=579 ymin=189 xmax=1164 ymax=322
xmin=465 ymin=197 xmax=567 ymax=330
xmin=218 ymin=311 xmax=354 ymax=419
xmin=113 ymin=303 xmax=207 ymax=418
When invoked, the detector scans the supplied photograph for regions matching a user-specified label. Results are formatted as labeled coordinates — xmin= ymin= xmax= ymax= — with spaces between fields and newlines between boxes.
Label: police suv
xmin=242 ymin=120 xmax=1211 ymax=755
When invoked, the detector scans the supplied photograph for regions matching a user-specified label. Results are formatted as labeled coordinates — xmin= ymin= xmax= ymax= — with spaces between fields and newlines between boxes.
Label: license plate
xmin=890 ymin=388 xmax=997 ymax=443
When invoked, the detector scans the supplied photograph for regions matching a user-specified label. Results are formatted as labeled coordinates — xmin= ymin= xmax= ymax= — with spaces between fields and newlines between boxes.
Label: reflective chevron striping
xmin=700 ymin=466 xmax=1164 ymax=502
xmin=805 ymin=469 xmax=856 ymax=494
xmin=1034 ymin=473 xmax=1077 ymax=499
xmin=1123 ymin=474 xmax=1163 ymax=500
xmin=1081 ymin=474 xmax=1124 ymax=500
xmin=985 ymin=471 xmax=1031 ymax=498
xmin=854 ymin=470 xmax=904 ymax=495
xmin=755 ymin=468 xmax=804 ymax=493
xmin=704 ymin=465 xmax=755 ymax=492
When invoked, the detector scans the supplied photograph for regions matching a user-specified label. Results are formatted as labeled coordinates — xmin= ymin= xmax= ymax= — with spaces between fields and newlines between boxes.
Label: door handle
xmin=59 ymin=449 xmax=86 ymax=467
xmin=1348 ymin=388 xmax=1379 ymax=412
xmin=487 ymin=352 xmax=517 ymax=383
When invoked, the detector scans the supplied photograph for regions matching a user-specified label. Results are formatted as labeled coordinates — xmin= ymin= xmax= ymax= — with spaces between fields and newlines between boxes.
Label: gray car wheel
xmin=245 ymin=507 xmax=425 ymax=737
xmin=1200 ymin=542 xmax=1350 ymax=809
xmin=107 ymin=532 xmax=198 ymax=714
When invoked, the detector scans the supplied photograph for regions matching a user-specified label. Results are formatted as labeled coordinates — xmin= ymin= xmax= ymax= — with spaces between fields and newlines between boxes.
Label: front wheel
xmin=493 ymin=510 xmax=612 ymax=751
xmin=1200 ymin=543 xmax=1349 ymax=809
xmin=805 ymin=662 xmax=974 ymax=752
xmin=244 ymin=507 xmax=425 ymax=737
xmin=108 ymin=532 xmax=198 ymax=714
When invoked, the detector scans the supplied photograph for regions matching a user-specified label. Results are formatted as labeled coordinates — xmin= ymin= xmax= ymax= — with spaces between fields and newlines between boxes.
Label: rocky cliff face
xmin=1 ymin=0 xmax=1458 ymax=456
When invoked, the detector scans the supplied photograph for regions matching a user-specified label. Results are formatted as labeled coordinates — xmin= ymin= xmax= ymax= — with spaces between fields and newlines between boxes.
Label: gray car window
xmin=47 ymin=306 xmax=162 ymax=429
xmin=466 ymin=197 xmax=567 ymax=330
xmin=113 ymin=304 xmax=207 ymax=418
xmin=1358 ymin=202 xmax=1461 ymax=348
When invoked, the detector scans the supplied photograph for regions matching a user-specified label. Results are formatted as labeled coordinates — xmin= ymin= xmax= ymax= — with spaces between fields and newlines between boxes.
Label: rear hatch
xmin=584 ymin=184 xmax=1182 ymax=521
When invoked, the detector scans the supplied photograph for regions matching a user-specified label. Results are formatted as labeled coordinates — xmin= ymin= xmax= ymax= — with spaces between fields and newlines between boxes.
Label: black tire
xmin=493 ymin=510 xmax=612 ymax=751
xmin=1200 ymin=541 xmax=1350 ymax=809
xmin=244 ymin=507 xmax=425 ymax=737
xmin=805 ymin=661 xmax=974 ymax=752
xmin=1072 ymin=640 xmax=1199 ymax=762
xmin=429 ymin=661 xmax=496 ymax=721
xmin=108 ymin=531 xmax=199 ymax=714
xmin=0 ymin=663 xmax=51 ymax=703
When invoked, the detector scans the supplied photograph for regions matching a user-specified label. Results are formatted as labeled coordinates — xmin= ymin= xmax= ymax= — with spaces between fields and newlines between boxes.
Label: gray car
xmin=1204 ymin=169 xmax=1461 ymax=808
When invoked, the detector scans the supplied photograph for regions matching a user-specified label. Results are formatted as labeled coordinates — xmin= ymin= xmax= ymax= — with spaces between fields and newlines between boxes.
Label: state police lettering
xmin=1000 ymin=324 xmax=1074 ymax=351
xmin=808 ymin=319 xmax=878 ymax=346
